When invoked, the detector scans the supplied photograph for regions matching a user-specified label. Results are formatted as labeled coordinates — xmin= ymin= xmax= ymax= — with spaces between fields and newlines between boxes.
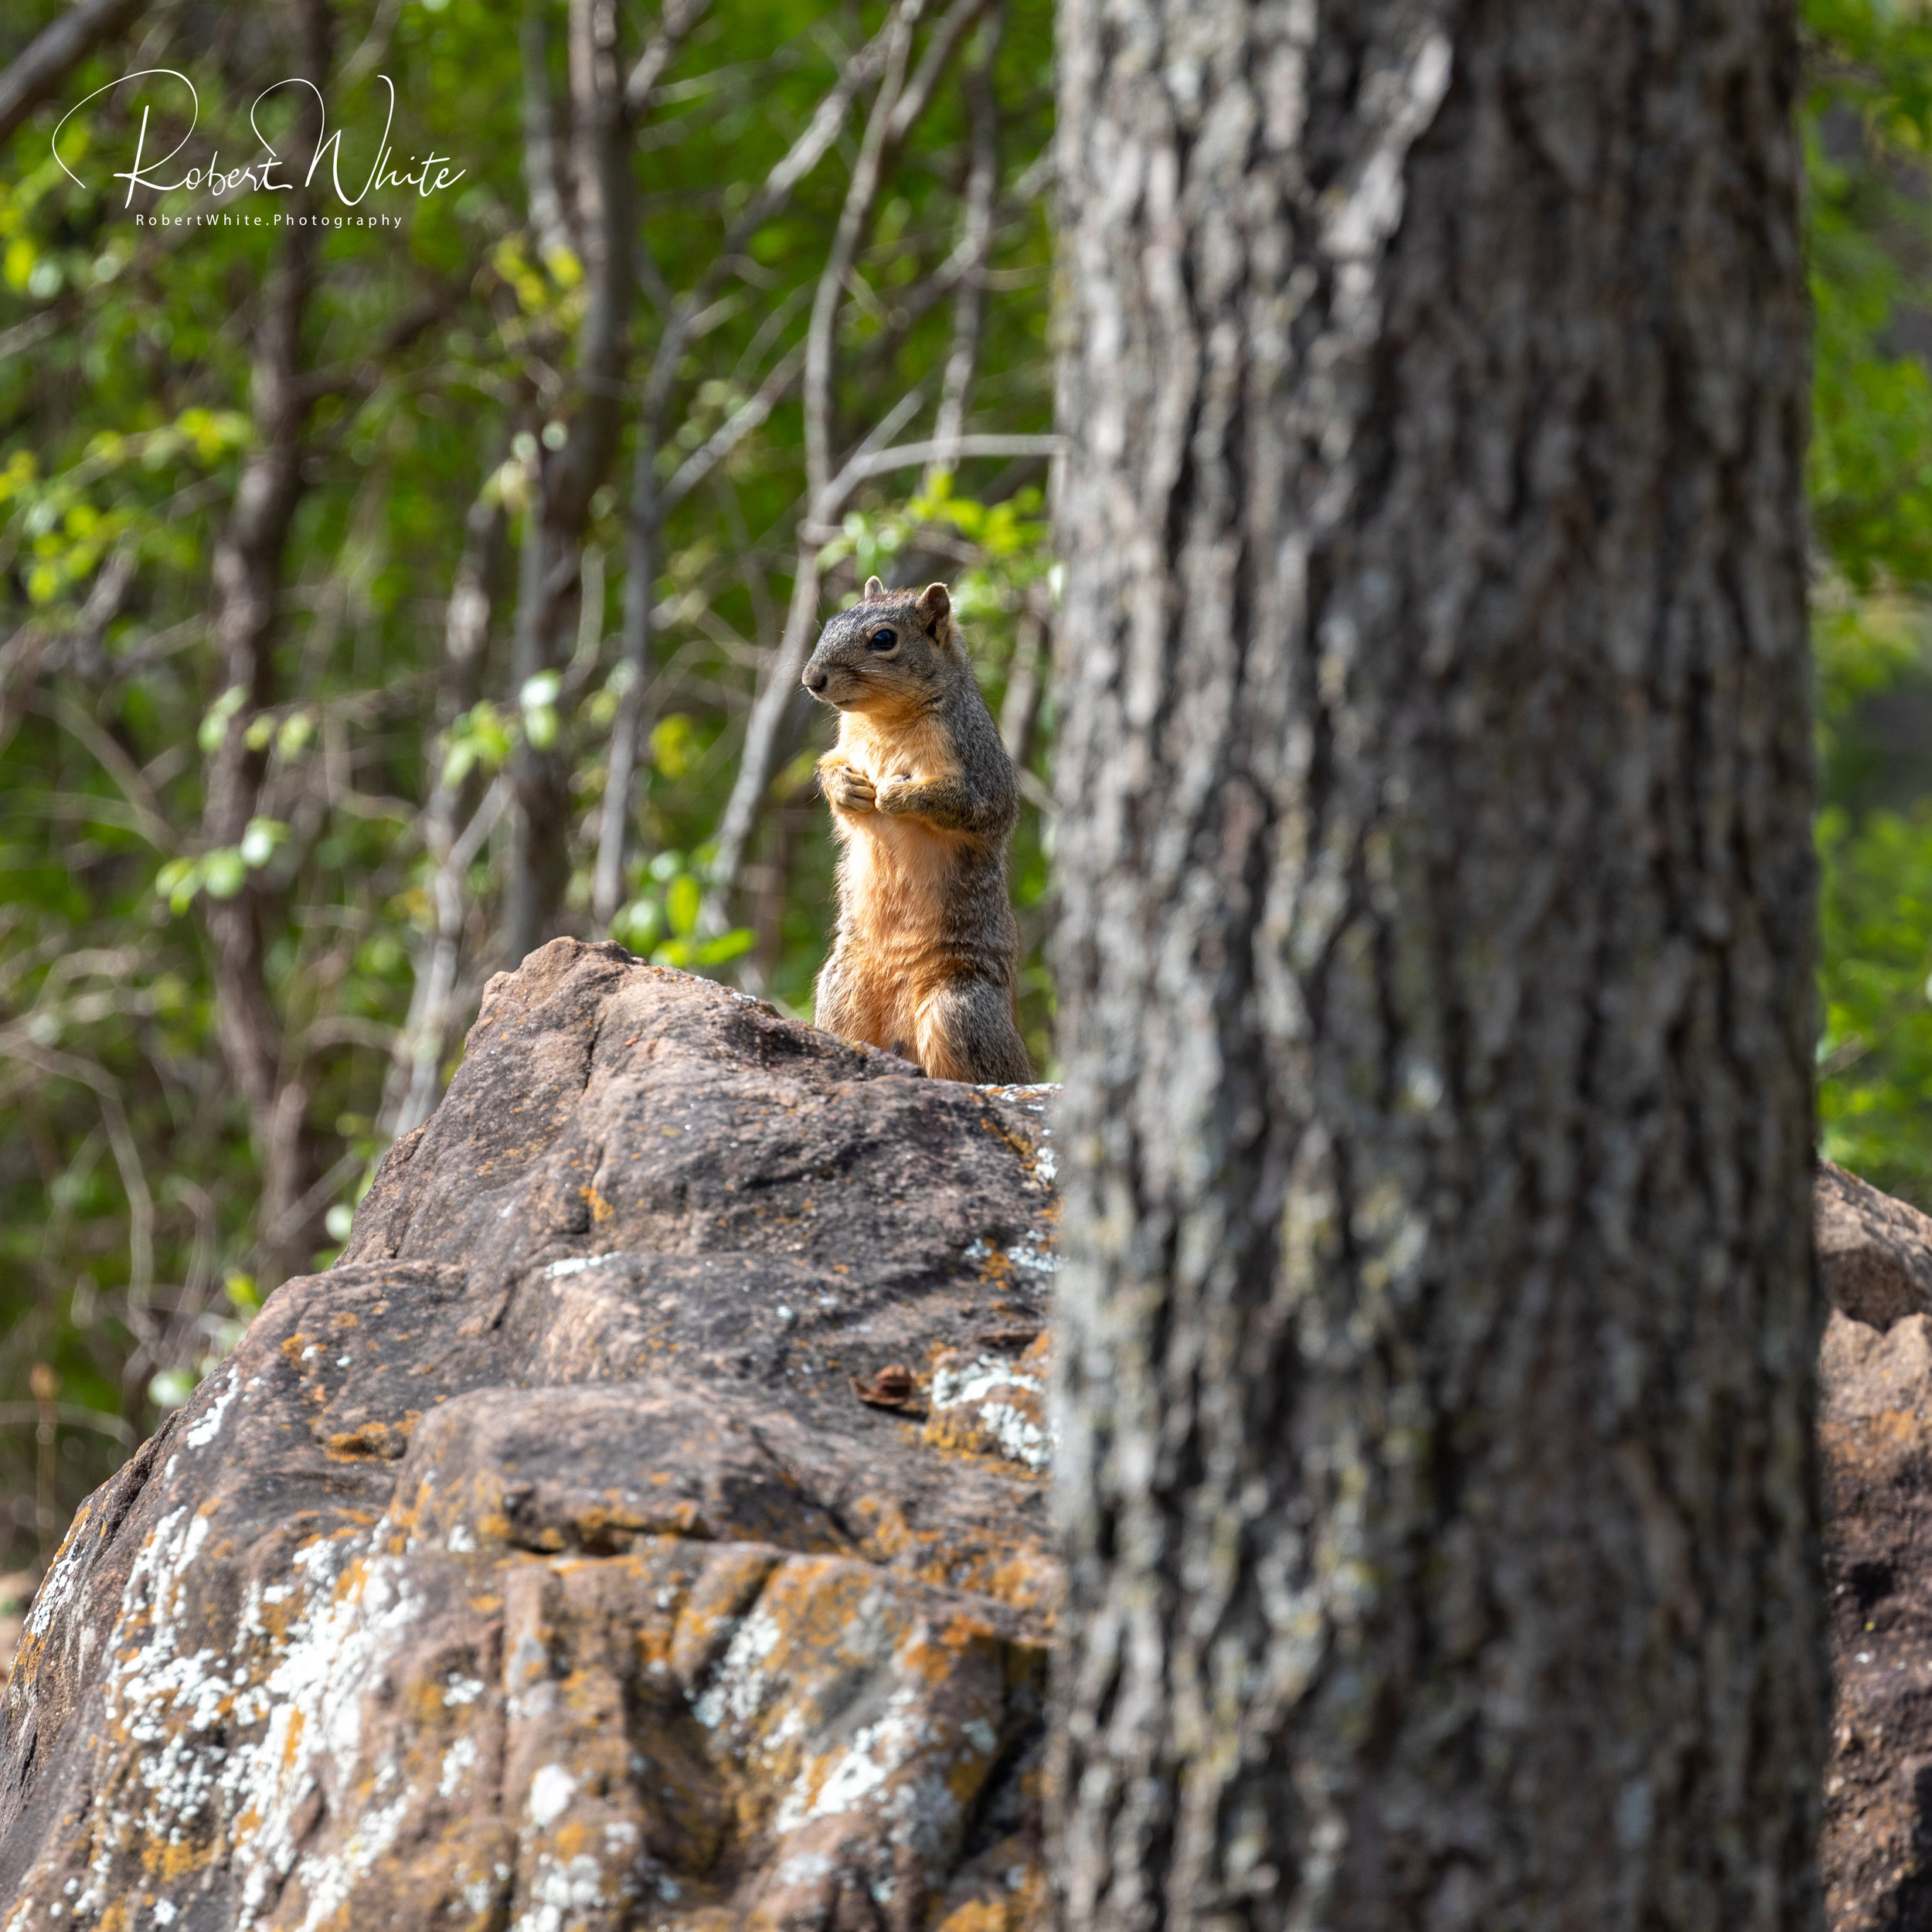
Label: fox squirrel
xmin=801 ymin=577 xmax=1032 ymax=1084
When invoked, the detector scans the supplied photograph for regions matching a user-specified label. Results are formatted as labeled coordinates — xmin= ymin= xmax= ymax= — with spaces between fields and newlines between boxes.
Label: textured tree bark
xmin=1049 ymin=4 xmax=1821 ymax=1929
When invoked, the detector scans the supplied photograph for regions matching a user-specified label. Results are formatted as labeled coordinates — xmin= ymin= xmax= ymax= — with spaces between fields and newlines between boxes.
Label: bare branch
xmin=253 ymin=1145 xmax=364 ymax=1260
xmin=658 ymin=342 xmax=807 ymax=514
xmin=830 ymin=431 xmax=1065 ymax=497
xmin=886 ymin=0 xmax=991 ymax=145
xmin=0 ymin=0 xmax=148 ymax=151
xmin=803 ymin=0 xmax=926 ymax=496
xmin=43 ymin=688 xmax=177 ymax=854
xmin=384 ymin=774 xmax=510 ymax=1140
xmin=0 ymin=1403 xmax=137 ymax=1446
xmin=622 ymin=0 xmax=710 ymax=114
xmin=522 ymin=0 xmax=576 ymax=266
xmin=927 ymin=6 xmax=1002 ymax=485
xmin=0 ymin=1039 xmax=154 ymax=1301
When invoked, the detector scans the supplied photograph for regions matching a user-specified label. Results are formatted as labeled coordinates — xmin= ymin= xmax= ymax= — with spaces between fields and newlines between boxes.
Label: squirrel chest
xmin=828 ymin=711 xmax=967 ymax=971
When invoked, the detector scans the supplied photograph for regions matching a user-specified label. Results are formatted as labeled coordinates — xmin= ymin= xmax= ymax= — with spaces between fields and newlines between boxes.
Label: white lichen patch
xmin=544 ymin=1253 xmax=626 ymax=1282
xmin=960 ymin=1232 xmax=1059 ymax=1278
xmin=440 ymin=1735 xmax=478 ymax=1799
xmin=514 ymin=1851 xmax=617 ymax=1932
xmin=527 ymin=1763 xmax=577 ymax=1827
xmin=39 ymin=1480 xmax=454 ymax=1932
xmin=773 ymin=1682 xmax=935 ymax=1835
xmin=23 ymin=1509 xmax=94 ymax=1641
xmin=183 ymin=1367 xmax=240 ymax=1451
xmin=927 ymin=1355 xmax=1052 ymax=1472
xmin=691 ymin=1600 xmax=787 ymax=1731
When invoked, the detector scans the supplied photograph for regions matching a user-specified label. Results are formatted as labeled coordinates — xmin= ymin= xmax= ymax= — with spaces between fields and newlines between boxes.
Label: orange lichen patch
xmin=146 ymin=1826 xmax=219 ymax=1882
xmin=976 ymin=1111 xmax=1039 ymax=1172
xmin=580 ymin=1182 xmax=615 ymax=1223
xmin=331 ymin=1311 xmax=360 ymax=1329
xmin=325 ymin=1413 xmax=421 ymax=1461
xmin=281 ymin=1331 xmax=315 ymax=1366
xmin=842 ymin=1495 xmax=1056 ymax=1619
xmin=848 ymin=1495 xmax=947 ymax=1565
xmin=949 ymin=1549 xmax=1058 ymax=1621
xmin=929 ymin=1842 xmax=1050 ymax=1931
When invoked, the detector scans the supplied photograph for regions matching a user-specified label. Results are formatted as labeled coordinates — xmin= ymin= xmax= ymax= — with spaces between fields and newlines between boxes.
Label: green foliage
xmin=20 ymin=0 xmax=1922 ymax=1568
xmin=1808 ymin=0 xmax=1932 ymax=1206
xmin=0 ymin=0 xmax=1053 ymax=1568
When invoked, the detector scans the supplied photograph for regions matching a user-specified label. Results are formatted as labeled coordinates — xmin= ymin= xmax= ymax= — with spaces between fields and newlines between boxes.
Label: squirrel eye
xmin=867 ymin=628 xmax=898 ymax=652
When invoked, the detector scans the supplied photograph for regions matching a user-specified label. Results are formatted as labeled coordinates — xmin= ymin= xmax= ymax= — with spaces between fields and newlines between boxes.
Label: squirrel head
xmin=801 ymin=579 xmax=963 ymax=717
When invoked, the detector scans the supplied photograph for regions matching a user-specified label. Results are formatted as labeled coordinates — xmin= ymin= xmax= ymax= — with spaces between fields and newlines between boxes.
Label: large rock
xmin=26 ymin=940 xmax=1932 ymax=1932
xmin=1818 ymin=1158 xmax=1932 ymax=1332
xmin=0 ymin=941 xmax=1060 ymax=1930
xmin=1819 ymin=1162 xmax=1932 ymax=1930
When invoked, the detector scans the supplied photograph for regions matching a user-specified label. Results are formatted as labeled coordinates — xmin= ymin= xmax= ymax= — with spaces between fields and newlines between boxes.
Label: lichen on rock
xmin=0 ymin=941 xmax=1059 ymax=1930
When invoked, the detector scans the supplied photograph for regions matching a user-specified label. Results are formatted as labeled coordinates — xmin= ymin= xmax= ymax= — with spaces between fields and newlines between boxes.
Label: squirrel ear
xmin=864 ymin=575 xmax=886 ymax=600
xmin=916 ymin=582 xmax=952 ymax=634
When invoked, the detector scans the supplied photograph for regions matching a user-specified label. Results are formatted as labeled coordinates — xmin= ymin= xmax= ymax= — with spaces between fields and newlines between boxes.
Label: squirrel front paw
xmin=873 ymin=773 xmax=922 ymax=816
xmin=828 ymin=766 xmax=876 ymax=812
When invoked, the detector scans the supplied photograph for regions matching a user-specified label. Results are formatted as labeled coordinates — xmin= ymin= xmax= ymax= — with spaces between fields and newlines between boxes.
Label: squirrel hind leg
xmin=812 ymin=950 xmax=869 ymax=1044
xmin=913 ymin=978 xmax=1032 ymax=1086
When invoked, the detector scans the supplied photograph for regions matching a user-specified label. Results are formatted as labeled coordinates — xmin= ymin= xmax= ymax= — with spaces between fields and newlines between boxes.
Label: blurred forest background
xmin=0 ymin=0 xmax=1921 ymax=1583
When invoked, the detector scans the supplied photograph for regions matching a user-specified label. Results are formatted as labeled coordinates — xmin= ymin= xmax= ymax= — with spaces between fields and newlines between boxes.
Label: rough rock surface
xmin=1821 ymin=1161 xmax=1932 ymax=1930
xmin=1818 ymin=1158 xmax=1932 ymax=1332
xmin=22 ymin=939 xmax=1932 ymax=1932
xmin=0 ymin=940 xmax=1060 ymax=1930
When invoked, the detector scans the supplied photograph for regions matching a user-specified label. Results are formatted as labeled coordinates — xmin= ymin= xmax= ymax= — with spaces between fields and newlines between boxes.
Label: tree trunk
xmin=1049 ymin=5 xmax=1821 ymax=1929
xmin=200 ymin=0 xmax=332 ymax=1292
xmin=505 ymin=0 xmax=632 ymax=965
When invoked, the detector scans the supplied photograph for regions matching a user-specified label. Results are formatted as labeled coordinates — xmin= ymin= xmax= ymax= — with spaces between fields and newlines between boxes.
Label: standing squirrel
xmin=801 ymin=577 xmax=1033 ymax=1084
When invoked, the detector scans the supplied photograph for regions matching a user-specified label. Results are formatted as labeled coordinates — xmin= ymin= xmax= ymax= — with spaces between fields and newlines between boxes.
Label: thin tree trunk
xmin=0 ymin=0 xmax=148 ymax=151
xmin=592 ymin=17 xmax=901 ymax=924
xmin=701 ymin=0 xmax=1023 ymax=934
xmin=926 ymin=4 xmax=1002 ymax=487
xmin=378 ymin=479 xmax=508 ymax=1141
xmin=1049 ymin=4 xmax=1821 ymax=1928
xmin=505 ymin=0 xmax=632 ymax=965
xmin=200 ymin=0 xmax=332 ymax=1292
xmin=593 ymin=478 xmax=653 ymax=927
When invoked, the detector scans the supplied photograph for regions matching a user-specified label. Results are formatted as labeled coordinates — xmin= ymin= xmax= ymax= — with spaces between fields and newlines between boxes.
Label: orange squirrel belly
xmin=820 ymin=709 xmax=971 ymax=1058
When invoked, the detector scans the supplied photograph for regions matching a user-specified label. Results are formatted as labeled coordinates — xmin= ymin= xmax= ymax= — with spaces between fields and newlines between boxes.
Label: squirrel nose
xmin=804 ymin=666 xmax=829 ymax=694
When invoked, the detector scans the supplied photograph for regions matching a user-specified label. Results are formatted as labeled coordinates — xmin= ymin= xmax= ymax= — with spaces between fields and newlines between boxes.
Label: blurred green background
xmin=0 ymin=0 xmax=1923 ymax=1577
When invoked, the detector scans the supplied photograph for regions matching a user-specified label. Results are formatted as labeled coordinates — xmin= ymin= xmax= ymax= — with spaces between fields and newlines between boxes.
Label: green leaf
xmin=202 ymin=850 xmax=247 ymax=900
xmin=665 ymin=873 xmax=702 ymax=938
xmin=696 ymin=928 xmax=755 ymax=966
xmin=198 ymin=686 xmax=247 ymax=754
